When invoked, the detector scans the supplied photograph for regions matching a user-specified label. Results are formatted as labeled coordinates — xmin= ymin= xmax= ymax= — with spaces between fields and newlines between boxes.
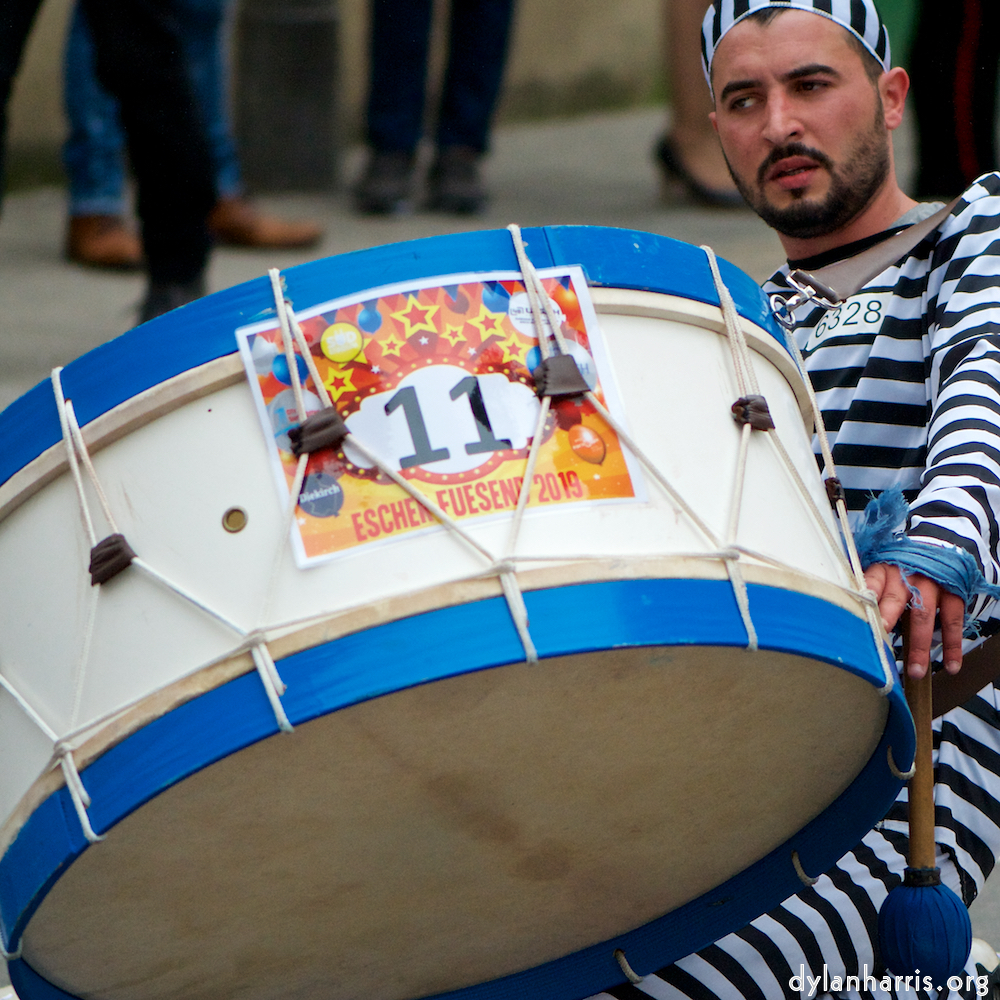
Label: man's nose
xmin=762 ymin=94 xmax=803 ymax=145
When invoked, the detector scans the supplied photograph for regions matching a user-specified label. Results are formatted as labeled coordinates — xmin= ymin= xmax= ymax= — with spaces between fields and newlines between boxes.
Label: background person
xmin=909 ymin=0 xmax=1000 ymax=200
xmin=588 ymin=1 xmax=1000 ymax=994
xmin=1 ymin=0 xmax=216 ymax=322
xmin=63 ymin=0 xmax=323 ymax=272
xmin=653 ymin=0 xmax=743 ymax=207
xmin=353 ymin=0 xmax=516 ymax=215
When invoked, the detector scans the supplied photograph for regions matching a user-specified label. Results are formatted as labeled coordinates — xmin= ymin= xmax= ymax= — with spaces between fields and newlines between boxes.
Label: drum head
xmin=21 ymin=640 xmax=884 ymax=1000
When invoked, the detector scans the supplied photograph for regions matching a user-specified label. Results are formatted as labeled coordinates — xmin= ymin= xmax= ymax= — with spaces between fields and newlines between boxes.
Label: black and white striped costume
xmin=589 ymin=173 xmax=1000 ymax=999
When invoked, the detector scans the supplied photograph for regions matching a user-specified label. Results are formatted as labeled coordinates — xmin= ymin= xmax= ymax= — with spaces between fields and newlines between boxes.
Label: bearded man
xmin=588 ymin=2 xmax=1000 ymax=996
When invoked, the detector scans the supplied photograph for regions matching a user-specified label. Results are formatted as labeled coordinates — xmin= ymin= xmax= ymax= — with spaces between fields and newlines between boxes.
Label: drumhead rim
xmin=0 ymin=555 xmax=870 ymax=858
xmin=1 ymin=576 xmax=912 ymax=979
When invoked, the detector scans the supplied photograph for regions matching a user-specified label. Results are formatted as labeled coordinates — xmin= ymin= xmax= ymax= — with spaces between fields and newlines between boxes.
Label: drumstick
xmin=877 ymin=615 xmax=971 ymax=987
xmin=903 ymin=659 xmax=935 ymax=871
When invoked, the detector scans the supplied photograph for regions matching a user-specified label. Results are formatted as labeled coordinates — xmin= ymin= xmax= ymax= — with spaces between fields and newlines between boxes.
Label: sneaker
xmin=426 ymin=146 xmax=486 ymax=214
xmin=138 ymin=275 xmax=206 ymax=324
xmin=208 ymin=196 xmax=322 ymax=249
xmin=66 ymin=214 xmax=143 ymax=271
xmin=353 ymin=150 xmax=416 ymax=215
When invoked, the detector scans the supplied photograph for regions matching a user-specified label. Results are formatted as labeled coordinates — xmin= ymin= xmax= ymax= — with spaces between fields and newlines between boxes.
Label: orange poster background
xmin=241 ymin=272 xmax=637 ymax=563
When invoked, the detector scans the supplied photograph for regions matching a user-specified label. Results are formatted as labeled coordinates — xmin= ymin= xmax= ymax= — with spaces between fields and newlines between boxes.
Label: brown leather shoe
xmin=208 ymin=196 xmax=323 ymax=249
xmin=66 ymin=215 xmax=143 ymax=270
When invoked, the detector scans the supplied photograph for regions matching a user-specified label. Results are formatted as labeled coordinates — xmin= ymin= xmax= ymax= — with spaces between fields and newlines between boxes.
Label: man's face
xmin=709 ymin=11 xmax=892 ymax=241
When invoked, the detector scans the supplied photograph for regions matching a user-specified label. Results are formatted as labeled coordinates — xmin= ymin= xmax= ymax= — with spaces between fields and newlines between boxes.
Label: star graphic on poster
xmin=326 ymin=367 xmax=358 ymax=398
xmin=494 ymin=333 xmax=525 ymax=366
xmin=419 ymin=336 xmax=429 ymax=345
xmin=441 ymin=323 xmax=466 ymax=347
xmin=391 ymin=295 xmax=440 ymax=338
xmin=468 ymin=304 xmax=504 ymax=339
xmin=467 ymin=346 xmax=478 ymax=356
xmin=378 ymin=328 xmax=407 ymax=358
xmin=371 ymin=365 xmax=381 ymax=374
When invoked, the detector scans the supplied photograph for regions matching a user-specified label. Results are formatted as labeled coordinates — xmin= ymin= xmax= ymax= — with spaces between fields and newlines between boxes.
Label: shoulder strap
xmin=772 ymin=197 xmax=961 ymax=327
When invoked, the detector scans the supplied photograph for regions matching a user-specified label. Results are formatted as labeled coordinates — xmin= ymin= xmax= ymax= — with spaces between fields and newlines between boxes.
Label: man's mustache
xmin=757 ymin=143 xmax=834 ymax=186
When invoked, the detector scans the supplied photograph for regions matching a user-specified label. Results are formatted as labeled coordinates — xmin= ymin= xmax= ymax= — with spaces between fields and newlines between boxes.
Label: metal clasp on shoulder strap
xmin=768 ymin=197 xmax=961 ymax=330
xmin=769 ymin=270 xmax=842 ymax=330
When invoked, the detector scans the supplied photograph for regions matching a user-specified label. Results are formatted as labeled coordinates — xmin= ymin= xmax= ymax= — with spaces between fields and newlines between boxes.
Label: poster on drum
xmin=235 ymin=266 xmax=643 ymax=566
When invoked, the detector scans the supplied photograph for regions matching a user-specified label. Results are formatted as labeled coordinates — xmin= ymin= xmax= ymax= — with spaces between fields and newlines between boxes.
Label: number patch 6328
xmin=803 ymin=292 xmax=892 ymax=352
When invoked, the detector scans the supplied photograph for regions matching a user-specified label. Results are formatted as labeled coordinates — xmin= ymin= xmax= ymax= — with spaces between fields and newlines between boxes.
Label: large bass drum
xmin=0 ymin=227 xmax=913 ymax=1000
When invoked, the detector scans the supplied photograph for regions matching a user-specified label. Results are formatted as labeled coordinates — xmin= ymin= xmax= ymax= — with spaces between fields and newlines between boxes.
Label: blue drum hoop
xmin=4 ymin=579 xmax=911 ymax=1000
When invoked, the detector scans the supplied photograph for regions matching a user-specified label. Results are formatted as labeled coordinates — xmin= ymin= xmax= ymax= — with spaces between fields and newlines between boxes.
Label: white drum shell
xmin=0 ymin=288 xmax=848 ymax=842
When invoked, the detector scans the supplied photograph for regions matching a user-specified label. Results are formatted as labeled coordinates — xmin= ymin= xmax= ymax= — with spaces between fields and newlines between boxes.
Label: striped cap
xmin=702 ymin=0 xmax=891 ymax=83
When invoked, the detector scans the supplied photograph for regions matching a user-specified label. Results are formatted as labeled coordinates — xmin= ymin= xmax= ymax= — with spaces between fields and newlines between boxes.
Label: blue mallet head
xmin=878 ymin=867 xmax=972 ymax=990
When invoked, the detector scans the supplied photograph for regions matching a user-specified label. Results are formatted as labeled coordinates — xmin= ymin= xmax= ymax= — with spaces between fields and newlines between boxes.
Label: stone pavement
xmin=1 ymin=106 xmax=999 ymax=986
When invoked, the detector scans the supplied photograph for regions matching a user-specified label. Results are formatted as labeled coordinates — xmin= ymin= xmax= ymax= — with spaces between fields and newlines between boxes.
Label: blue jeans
xmin=366 ymin=0 xmax=516 ymax=155
xmin=63 ymin=0 xmax=240 ymax=217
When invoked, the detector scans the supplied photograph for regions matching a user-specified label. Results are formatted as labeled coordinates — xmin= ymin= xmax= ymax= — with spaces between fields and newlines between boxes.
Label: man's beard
xmin=726 ymin=115 xmax=891 ymax=240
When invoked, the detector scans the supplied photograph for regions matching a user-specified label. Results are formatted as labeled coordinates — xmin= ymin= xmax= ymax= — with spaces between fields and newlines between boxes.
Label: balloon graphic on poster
xmin=551 ymin=280 xmax=584 ymax=331
xmin=297 ymin=471 xmax=344 ymax=518
xmin=268 ymin=388 xmax=322 ymax=453
xmin=321 ymin=323 xmax=364 ymax=364
xmin=568 ymin=424 xmax=606 ymax=464
xmin=357 ymin=302 xmax=382 ymax=333
xmin=524 ymin=340 xmax=596 ymax=389
xmin=272 ymin=352 xmax=310 ymax=386
xmin=482 ymin=281 xmax=510 ymax=313
xmin=251 ymin=335 xmax=278 ymax=375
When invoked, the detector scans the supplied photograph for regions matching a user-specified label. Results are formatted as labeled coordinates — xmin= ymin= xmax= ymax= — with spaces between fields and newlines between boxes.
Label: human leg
xmin=0 ymin=0 xmax=45 ymax=215
xmin=63 ymin=3 xmax=128 ymax=217
xmin=365 ymin=0 xmax=434 ymax=154
xmin=424 ymin=0 xmax=514 ymax=213
xmin=174 ymin=0 xmax=240 ymax=198
xmin=434 ymin=0 xmax=514 ymax=154
xmin=71 ymin=0 xmax=318 ymax=256
xmin=655 ymin=0 xmax=742 ymax=207
xmin=62 ymin=2 xmax=142 ymax=269
xmin=354 ymin=0 xmax=434 ymax=213
xmin=173 ymin=0 xmax=322 ymax=248
xmin=79 ymin=0 xmax=216 ymax=315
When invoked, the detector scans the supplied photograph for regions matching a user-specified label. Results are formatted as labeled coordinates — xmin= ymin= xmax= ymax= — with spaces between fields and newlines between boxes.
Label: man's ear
xmin=709 ymin=110 xmax=719 ymax=134
xmin=880 ymin=66 xmax=909 ymax=132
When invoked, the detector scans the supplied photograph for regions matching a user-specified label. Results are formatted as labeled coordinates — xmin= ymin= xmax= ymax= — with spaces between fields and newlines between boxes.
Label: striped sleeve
xmin=765 ymin=173 xmax=1000 ymax=622
xmin=911 ymin=177 xmax=1000 ymax=603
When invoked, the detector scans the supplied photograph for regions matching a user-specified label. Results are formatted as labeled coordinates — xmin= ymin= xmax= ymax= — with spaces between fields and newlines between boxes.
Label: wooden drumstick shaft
xmin=903 ymin=645 xmax=937 ymax=871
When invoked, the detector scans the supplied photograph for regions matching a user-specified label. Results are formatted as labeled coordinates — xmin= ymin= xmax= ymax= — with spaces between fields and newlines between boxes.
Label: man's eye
xmin=729 ymin=95 xmax=756 ymax=111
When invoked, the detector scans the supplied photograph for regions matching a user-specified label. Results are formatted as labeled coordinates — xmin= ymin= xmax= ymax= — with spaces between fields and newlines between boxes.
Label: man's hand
xmin=864 ymin=563 xmax=965 ymax=679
